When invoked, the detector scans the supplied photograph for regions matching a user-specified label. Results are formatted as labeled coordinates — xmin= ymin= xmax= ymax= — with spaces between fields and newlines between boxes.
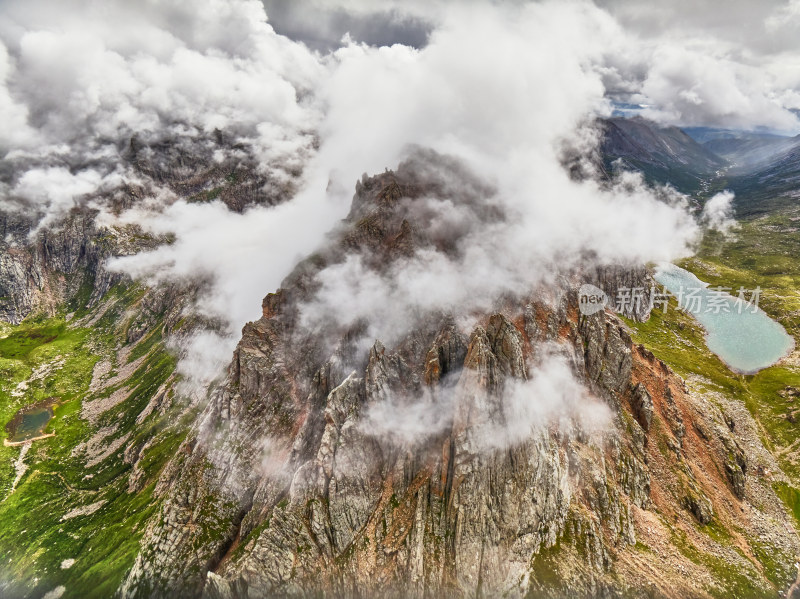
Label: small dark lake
xmin=5 ymin=399 xmax=57 ymax=444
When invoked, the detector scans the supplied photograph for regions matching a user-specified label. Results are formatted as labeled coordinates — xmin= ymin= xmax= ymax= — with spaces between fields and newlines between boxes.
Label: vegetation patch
xmin=0 ymin=282 xmax=183 ymax=598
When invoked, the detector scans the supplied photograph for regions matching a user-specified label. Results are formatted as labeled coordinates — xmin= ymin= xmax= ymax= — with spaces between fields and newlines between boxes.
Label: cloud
xmin=360 ymin=349 xmax=611 ymax=450
xmin=5 ymin=166 xmax=127 ymax=234
xmin=599 ymin=0 xmax=784 ymax=42
xmin=293 ymin=3 xmax=700 ymax=346
xmin=262 ymin=0 xmax=432 ymax=52
xmin=0 ymin=43 xmax=38 ymax=151
xmin=765 ymin=0 xmax=800 ymax=31
xmin=261 ymin=0 xmax=800 ymax=132
xmin=595 ymin=1 xmax=800 ymax=132
xmin=701 ymin=190 xmax=737 ymax=234
xmin=167 ymin=329 xmax=238 ymax=397
xmin=95 ymin=1 xmax=700 ymax=389
xmin=0 ymin=0 xmax=323 ymax=190
xmin=5 ymin=0 xmax=799 ymax=395
xmin=105 ymin=180 xmax=349 ymax=339
xmin=481 ymin=352 xmax=612 ymax=449
xmin=359 ymin=372 xmax=458 ymax=447
xmin=635 ymin=44 xmax=800 ymax=131
xmin=0 ymin=0 xmax=335 ymax=381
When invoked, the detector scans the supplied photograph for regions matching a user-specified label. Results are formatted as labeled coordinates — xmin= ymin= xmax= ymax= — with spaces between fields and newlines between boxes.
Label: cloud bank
xmin=2 ymin=0 xmax=798 ymax=393
xmin=0 ymin=0 xmax=323 ymax=225
xmin=294 ymin=3 xmax=700 ymax=347
xmin=360 ymin=351 xmax=611 ymax=450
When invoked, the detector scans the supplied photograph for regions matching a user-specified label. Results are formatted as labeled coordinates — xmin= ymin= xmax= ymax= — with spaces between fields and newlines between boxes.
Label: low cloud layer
xmin=0 ymin=0 xmax=322 ymax=221
xmin=1 ymin=0 xmax=797 ymax=393
xmin=294 ymin=2 xmax=700 ymax=346
xmin=105 ymin=2 xmax=703 ymax=372
xmin=360 ymin=349 xmax=611 ymax=450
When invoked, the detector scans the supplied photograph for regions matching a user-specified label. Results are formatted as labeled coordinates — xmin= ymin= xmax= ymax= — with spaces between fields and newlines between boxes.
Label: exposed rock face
xmin=0 ymin=131 xmax=293 ymax=326
xmin=630 ymin=383 xmax=654 ymax=432
xmin=0 ymin=209 xmax=116 ymax=323
xmin=125 ymin=131 xmax=301 ymax=212
xmin=589 ymin=264 xmax=656 ymax=322
xmin=120 ymin=158 xmax=800 ymax=598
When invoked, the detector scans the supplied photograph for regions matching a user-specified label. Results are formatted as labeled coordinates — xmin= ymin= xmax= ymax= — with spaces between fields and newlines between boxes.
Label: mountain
xmin=116 ymin=155 xmax=798 ymax=598
xmin=0 ymin=130 xmax=293 ymax=326
xmin=599 ymin=117 xmax=728 ymax=194
xmin=685 ymin=128 xmax=800 ymax=172
xmin=0 ymin=133 xmax=304 ymax=599
xmin=679 ymin=126 xmax=800 ymax=216
xmin=2 ymin=127 xmax=800 ymax=598
xmin=600 ymin=119 xmax=800 ymax=216
xmin=725 ymin=140 xmax=800 ymax=215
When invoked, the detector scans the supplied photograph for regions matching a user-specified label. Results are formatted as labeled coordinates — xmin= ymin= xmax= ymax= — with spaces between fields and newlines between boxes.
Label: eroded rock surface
xmin=119 ymin=158 xmax=800 ymax=598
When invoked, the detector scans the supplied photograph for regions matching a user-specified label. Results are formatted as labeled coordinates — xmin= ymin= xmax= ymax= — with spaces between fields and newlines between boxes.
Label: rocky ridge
xmin=119 ymin=156 xmax=800 ymax=598
xmin=0 ymin=131 xmax=295 ymax=325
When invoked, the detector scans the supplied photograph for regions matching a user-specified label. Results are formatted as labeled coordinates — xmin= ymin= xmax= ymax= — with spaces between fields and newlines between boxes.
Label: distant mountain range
xmin=685 ymin=127 xmax=798 ymax=170
xmin=600 ymin=116 xmax=726 ymax=194
xmin=601 ymin=116 xmax=800 ymax=215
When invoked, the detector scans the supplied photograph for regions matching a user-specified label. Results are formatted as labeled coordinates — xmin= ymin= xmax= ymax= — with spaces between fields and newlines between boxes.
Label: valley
xmin=0 ymin=283 xmax=185 ymax=598
xmin=5 ymin=1 xmax=800 ymax=596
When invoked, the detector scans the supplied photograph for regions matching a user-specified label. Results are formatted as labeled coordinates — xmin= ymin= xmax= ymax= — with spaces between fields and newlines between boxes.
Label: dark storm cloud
xmin=597 ymin=0 xmax=789 ymax=55
xmin=262 ymin=0 xmax=432 ymax=50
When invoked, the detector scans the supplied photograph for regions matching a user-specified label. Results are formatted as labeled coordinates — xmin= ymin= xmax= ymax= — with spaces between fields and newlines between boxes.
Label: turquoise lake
xmin=654 ymin=264 xmax=795 ymax=374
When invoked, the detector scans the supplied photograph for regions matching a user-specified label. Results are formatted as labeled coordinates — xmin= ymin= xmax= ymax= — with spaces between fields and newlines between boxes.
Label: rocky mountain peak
xmin=114 ymin=157 xmax=799 ymax=599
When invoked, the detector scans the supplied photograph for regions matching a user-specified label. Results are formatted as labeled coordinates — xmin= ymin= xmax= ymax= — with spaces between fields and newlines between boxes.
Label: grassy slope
xmin=627 ymin=210 xmax=800 ymax=467
xmin=623 ymin=208 xmax=800 ymax=597
xmin=1 ymin=193 xmax=796 ymax=597
xmin=682 ymin=212 xmax=800 ymax=476
xmin=0 ymin=283 xmax=185 ymax=599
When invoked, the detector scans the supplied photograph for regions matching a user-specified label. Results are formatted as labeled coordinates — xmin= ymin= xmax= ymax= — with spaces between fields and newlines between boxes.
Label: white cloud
xmin=108 ymin=2 xmax=704 ymax=374
xmin=360 ymin=349 xmax=611 ymax=450
xmin=105 ymin=179 xmax=350 ymax=348
xmin=99 ymin=1 xmax=703 ymax=388
xmin=7 ymin=166 xmax=125 ymax=233
xmin=5 ymin=0 xmax=799 ymax=393
xmin=0 ymin=0 xmax=323 ymax=181
xmin=295 ymin=3 xmax=700 ymax=346
xmin=0 ymin=43 xmax=38 ymax=151
xmin=765 ymin=0 xmax=800 ymax=32
xmin=359 ymin=373 xmax=458 ymax=447
xmin=482 ymin=352 xmax=612 ymax=449
xmin=636 ymin=43 xmax=800 ymax=131
xmin=701 ymin=190 xmax=737 ymax=234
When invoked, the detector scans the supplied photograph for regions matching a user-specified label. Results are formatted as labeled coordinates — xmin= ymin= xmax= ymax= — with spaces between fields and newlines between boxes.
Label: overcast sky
xmin=262 ymin=0 xmax=800 ymax=57
xmin=262 ymin=0 xmax=800 ymax=132
xmin=261 ymin=0 xmax=432 ymax=51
